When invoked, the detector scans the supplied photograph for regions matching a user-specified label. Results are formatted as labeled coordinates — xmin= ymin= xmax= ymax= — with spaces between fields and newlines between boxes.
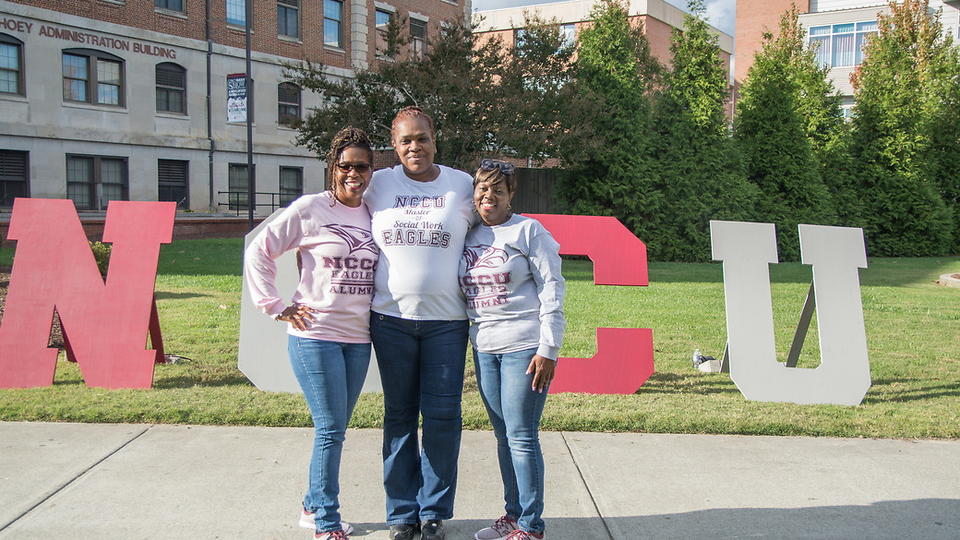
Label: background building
xmin=474 ymin=0 xmax=734 ymax=76
xmin=735 ymin=0 xmax=960 ymax=115
xmin=0 ymin=0 xmax=470 ymax=216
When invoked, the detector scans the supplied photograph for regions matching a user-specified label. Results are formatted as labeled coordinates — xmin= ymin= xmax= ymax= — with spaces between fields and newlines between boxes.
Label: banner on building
xmin=227 ymin=74 xmax=247 ymax=123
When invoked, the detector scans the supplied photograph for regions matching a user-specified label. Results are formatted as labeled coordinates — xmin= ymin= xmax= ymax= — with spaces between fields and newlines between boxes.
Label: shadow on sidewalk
xmin=335 ymin=498 xmax=960 ymax=539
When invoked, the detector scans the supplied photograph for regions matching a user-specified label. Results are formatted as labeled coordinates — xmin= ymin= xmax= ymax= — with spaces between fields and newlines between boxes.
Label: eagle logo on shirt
xmin=462 ymin=245 xmax=508 ymax=271
xmin=319 ymin=224 xmax=378 ymax=256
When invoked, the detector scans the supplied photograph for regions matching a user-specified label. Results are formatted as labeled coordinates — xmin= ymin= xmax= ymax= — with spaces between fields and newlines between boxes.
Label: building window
xmin=156 ymin=62 xmax=187 ymax=114
xmin=155 ymin=0 xmax=184 ymax=12
xmin=228 ymin=163 xmax=253 ymax=210
xmin=324 ymin=0 xmax=343 ymax=48
xmin=226 ymin=0 xmax=247 ymax=27
xmin=375 ymin=9 xmax=393 ymax=57
xmin=411 ymin=18 xmax=427 ymax=58
xmin=278 ymin=0 xmax=300 ymax=38
xmin=62 ymin=49 xmax=125 ymax=106
xmin=514 ymin=28 xmax=528 ymax=49
xmin=66 ymin=155 xmax=128 ymax=211
xmin=809 ymin=21 xmax=877 ymax=68
xmin=0 ymin=150 xmax=28 ymax=207
xmin=0 ymin=34 xmax=24 ymax=95
xmin=561 ymin=24 xmax=576 ymax=48
xmin=280 ymin=166 xmax=303 ymax=206
xmin=278 ymin=82 xmax=301 ymax=127
xmin=158 ymin=159 xmax=189 ymax=208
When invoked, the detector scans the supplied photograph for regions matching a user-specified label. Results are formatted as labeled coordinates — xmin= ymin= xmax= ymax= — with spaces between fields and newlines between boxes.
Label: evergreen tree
xmin=736 ymin=23 xmax=837 ymax=260
xmin=560 ymin=0 xmax=663 ymax=244
xmin=775 ymin=6 xmax=863 ymax=227
xmin=849 ymin=0 xmax=954 ymax=256
xmin=648 ymin=0 xmax=757 ymax=261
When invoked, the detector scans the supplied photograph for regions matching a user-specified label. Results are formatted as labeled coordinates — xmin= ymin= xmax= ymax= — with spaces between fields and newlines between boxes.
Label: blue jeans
xmin=288 ymin=336 xmax=370 ymax=533
xmin=474 ymin=347 xmax=549 ymax=535
xmin=370 ymin=312 xmax=468 ymax=525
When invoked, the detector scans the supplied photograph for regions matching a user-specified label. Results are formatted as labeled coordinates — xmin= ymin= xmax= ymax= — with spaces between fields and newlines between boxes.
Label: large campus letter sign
xmin=711 ymin=221 xmax=871 ymax=405
xmin=0 ymin=199 xmax=175 ymax=389
xmin=526 ymin=215 xmax=654 ymax=394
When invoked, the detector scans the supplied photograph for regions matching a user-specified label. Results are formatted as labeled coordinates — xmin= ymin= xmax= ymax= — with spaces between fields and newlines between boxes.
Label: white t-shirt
xmin=364 ymin=164 xmax=476 ymax=320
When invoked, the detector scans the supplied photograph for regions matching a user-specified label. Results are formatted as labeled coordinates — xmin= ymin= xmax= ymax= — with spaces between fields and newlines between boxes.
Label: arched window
xmin=0 ymin=34 xmax=24 ymax=96
xmin=62 ymin=48 xmax=125 ymax=106
xmin=156 ymin=62 xmax=187 ymax=114
xmin=278 ymin=82 xmax=301 ymax=127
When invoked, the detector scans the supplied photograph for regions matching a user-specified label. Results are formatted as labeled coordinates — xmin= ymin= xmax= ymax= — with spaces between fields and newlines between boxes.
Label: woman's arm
xmin=243 ymin=205 xmax=307 ymax=319
xmin=526 ymin=224 xmax=566 ymax=391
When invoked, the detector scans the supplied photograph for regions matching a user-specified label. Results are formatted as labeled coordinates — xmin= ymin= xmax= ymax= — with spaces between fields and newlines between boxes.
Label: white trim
xmin=409 ymin=11 xmax=429 ymax=22
xmin=374 ymin=2 xmax=397 ymax=13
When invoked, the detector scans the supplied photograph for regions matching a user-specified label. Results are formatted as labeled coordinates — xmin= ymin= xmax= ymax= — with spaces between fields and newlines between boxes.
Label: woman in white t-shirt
xmin=244 ymin=128 xmax=377 ymax=540
xmin=363 ymin=107 xmax=475 ymax=540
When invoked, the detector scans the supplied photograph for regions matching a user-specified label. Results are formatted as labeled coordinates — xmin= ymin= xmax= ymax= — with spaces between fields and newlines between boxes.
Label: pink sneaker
xmin=474 ymin=515 xmax=519 ymax=540
xmin=505 ymin=530 xmax=544 ymax=540
xmin=315 ymin=529 xmax=349 ymax=540
xmin=299 ymin=509 xmax=353 ymax=535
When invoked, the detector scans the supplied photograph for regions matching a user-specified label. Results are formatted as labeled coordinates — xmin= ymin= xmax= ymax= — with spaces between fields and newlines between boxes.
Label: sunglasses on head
xmin=335 ymin=162 xmax=371 ymax=173
xmin=479 ymin=158 xmax=515 ymax=176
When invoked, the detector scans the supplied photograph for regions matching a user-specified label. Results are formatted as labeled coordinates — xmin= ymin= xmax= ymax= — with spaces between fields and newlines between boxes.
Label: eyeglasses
xmin=479 ymin=158 xmax=515 ymax=176
xmin=335 ymin=162 xmax=371 ymax=173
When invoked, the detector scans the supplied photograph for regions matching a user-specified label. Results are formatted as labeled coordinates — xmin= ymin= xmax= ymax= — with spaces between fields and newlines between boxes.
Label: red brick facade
xmin=6 ymin=0 xmax=465 ymax=68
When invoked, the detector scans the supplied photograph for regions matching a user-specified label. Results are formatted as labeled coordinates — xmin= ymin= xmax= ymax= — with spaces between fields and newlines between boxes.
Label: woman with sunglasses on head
xmin=362 ymin=107 xmax=476 ymax=540
xmin=462 ymin=159 xmax=565 ymax=540
xmin=244 ymin=127 xmax=377 ymax=540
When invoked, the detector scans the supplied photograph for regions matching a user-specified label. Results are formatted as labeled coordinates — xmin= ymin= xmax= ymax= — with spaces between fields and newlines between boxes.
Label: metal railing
xmin=217 ymin=191 xmax=293 ymax=216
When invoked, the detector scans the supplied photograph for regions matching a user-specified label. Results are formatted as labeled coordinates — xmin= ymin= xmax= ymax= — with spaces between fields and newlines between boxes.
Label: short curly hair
xmin=391 ymin=106 xmax=435 ymax=136
xmin=326 ymin=126 xmax=373 ymax=204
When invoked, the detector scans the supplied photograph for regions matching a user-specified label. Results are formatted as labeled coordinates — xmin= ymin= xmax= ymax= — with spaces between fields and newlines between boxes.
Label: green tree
xmin=647 ymin=0 xmax=756 ymax=261
xmin=484 ymin=14 xmax=600 ymax=165
xmin=289 ymin=17 xmax=595 ymax=172
xmin=736 ymin=19 xmax=837 ymax=260
xmin=849 ymin=0 xmax=955 ymax=256
xmin=559 ymin=0 xmax=663 ymax=244
xmin=289 ymin=19 xmax=503 ymax=170
xmin=775 ymin=5 xmax=863 ymax=227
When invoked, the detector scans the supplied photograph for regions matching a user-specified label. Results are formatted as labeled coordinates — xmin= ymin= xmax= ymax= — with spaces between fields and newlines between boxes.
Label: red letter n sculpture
xmin=524 ymin=214 xmax=654 ymax=394
xmin=0 ymin=199 xmax=175 ymax=389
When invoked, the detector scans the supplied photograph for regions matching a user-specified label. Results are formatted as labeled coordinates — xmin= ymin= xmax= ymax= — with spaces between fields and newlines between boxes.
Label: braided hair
xmin=326 ymin=126 xmax=373 ymax=205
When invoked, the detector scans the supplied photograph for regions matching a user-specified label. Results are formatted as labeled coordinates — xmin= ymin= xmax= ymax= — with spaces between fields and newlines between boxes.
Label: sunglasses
xmin=479 ymin=158 xmax=515 ymax=176
xmin=336 ymin=162 xmax=371 ymax=173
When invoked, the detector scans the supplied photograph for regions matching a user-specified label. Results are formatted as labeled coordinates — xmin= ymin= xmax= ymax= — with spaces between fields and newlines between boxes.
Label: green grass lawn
xmin=1 ymin=239 xmax=958 ymax=439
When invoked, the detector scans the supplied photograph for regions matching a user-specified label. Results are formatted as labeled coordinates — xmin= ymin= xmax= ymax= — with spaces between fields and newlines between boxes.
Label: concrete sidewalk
xmin=1 ymin=423 xmax=958 ymax=539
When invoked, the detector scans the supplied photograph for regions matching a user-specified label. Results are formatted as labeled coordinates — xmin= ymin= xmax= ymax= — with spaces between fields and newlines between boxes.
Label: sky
xmin=472 ymin=0 xmax=738 ymax=36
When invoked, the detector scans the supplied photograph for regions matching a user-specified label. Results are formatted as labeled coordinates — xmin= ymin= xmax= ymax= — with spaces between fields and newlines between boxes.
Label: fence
xmin=511 ymin=167 xmax=564 ymax=214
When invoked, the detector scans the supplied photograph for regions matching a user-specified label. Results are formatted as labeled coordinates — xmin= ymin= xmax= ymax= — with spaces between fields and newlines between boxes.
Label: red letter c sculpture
xmin=524 ymin=214 xmax=654 ymax=394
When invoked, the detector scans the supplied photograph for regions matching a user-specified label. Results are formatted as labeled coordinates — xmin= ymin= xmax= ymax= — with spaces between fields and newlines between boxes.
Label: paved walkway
xmin=1 ymin=422 xmax=958 ymax=539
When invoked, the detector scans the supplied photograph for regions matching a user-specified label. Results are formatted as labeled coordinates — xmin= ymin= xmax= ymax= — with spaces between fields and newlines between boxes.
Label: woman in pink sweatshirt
xmin=244 ymin=127 xmax=377 ymax=540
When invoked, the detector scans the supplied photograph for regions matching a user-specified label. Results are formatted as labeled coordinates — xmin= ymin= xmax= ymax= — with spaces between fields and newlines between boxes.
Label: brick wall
xmin=734 ymin=0 xmax=810 ymax=84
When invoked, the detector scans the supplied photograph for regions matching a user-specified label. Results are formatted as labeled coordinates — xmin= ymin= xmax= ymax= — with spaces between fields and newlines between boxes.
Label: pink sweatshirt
xmin=244 ymin=191 xmax=377 ymax=343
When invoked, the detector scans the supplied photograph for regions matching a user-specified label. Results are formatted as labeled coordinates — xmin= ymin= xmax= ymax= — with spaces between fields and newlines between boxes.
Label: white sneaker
xmin=475 ymin=515 xmax=519 ymax=540
xmin=299 ymin=509 xmax=353 ymax=535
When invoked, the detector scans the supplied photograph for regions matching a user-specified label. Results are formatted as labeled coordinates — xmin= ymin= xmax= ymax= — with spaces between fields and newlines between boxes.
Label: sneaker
xmin=505 ymin=530 xmax=544 ymax=540
xmin=315 ymin=529 xmax=350 ymax=540
xmin=388 ymin=522 xmax=420 ymax=540
xmin=299 ymin=509 xmax=353 ymax=535
xmin=421 ymin=519 xmax=446 ymax=540
xmin=475 ymin=515 xmax=519 ymax=540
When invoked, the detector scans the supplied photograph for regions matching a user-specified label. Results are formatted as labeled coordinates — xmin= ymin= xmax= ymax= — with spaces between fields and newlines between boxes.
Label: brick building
xmin=734 ymin=0 xmax=960 ymax=115
xmin=0 ymin=0 xmax=469 ymax=215
xmin=473 ymin=0 xmax=734 ymax=76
